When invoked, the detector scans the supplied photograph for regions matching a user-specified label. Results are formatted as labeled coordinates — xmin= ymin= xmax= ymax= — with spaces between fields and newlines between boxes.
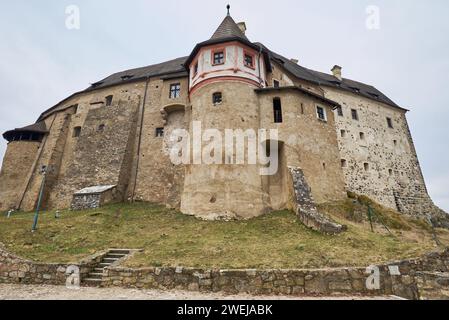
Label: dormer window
xmin=121 ymin=75 xmax=133 ymax=81
xmin=273 ymin=80 xmax=280 ymax=88
xmin=213 ymin=50 xmax=225 ymax=65
xmin=316 ymin=106 xmax=327 ymax=121
xmin=244 ymin=52 xmax=255 ymax=69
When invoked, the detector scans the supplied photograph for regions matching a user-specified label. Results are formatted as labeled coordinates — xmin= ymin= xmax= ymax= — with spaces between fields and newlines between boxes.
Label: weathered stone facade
xmin=0 ymin=11 xmax=446 ymax=225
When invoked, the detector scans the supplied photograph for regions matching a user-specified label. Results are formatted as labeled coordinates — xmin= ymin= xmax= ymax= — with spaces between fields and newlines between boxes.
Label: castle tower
xmin=180 ymin=8 xmax=273 ymax=219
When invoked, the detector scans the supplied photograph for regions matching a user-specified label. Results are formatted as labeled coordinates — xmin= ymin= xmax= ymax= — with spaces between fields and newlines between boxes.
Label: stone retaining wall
xmin=0 ymin=246 xmax=106 ymax=285
xmin=1 ymin=245 xmax=448 ymax=299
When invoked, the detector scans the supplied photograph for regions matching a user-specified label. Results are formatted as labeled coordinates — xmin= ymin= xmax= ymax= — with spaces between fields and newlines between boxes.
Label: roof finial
xmin=227 ymin=4 xmax=231 ymax=16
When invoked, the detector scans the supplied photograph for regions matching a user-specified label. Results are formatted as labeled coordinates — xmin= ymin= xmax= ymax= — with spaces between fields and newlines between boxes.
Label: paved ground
xmin=0 ymin=284 xmax=400 ymax=300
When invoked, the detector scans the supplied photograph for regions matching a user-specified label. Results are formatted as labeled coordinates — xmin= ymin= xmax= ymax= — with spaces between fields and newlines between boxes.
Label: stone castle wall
xmin=0 ymin=141 xmax=41 ymax=211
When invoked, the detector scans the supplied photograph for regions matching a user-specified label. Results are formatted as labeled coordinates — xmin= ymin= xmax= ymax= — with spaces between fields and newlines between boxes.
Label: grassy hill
xmin=1 ymin=200 xmax=448 ymax=269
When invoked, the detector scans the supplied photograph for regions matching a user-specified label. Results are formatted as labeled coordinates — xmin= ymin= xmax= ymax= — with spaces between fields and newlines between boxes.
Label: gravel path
xmin=0 ymin=284 xmax=399 ymax=300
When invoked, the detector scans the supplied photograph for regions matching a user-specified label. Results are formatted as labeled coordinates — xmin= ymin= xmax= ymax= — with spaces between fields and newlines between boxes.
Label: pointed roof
xmin=210 ymin=15 xmax=249 ymax=42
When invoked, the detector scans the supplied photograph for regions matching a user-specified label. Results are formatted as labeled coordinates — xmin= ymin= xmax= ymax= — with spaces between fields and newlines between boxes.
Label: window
xmin=393 ymin=140 xmax=398 ymax=146
xmin=364 ymin=163 xmax=370 ymax=171
xmin=193 ymin=62 xmax=198 ymax=75
xmin=244 ymin=52 xmax=255 ymax=68
xmin=341 ymin=130 xmax=346 ymax=138
xmin=273 ymin=80 xmax=280 ymax=88
xmin=73 ymin=127 xmax=81 ymax=138
xmin=387 ymin=117 xmax=394 ymax=128
xmin=389 ymin=169 xmax=393 ymax=176
xmin=351 ymin=109 xmax=359 ymax=121
xmin=322 ymin=163 xmax=326 ymax=170
xmin=316 ymin=106 xmax=327 ymax=121
xmin=359 ymin=132 xmax=365 ymax=140
xmin=341 ymin=159 xmax=347 ymax=168
xmin=156 ymin=128 xmax=164 ymax=137
xmin=169 ymin=83 xmax=181 ymax=99
xmin=273 ymin=98 xmax=283 ymax=123
xmin=336 ymin=106 xmax=343 ymax=117
xmin=105 ymin=95 xmax=113 ymax=106
xmin=300 ymin=103 xmax=304 ymax=114
xmin=213 ymin=51 xmax=225 ymax=65
xmin=212 ymin=92 xmax=222 ymax=105
xmin=71 ymin=104 xmax=79 ymax=114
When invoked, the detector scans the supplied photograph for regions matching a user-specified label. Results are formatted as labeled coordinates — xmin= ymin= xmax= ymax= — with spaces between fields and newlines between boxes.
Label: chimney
xmin=290 ymin=58 xmax=299 ymax=64
xmin=237 ymin=22 xmax=247 ymax=35
xmin=331 ymin=65 xmax=342 ymax=81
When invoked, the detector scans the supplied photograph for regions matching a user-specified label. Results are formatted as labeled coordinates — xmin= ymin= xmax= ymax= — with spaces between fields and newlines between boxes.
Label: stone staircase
xmin=83 ymin=249 xmax=131 ymax=286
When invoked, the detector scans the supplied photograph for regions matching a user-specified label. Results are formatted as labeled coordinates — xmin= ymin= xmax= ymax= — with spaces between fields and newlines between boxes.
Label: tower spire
xmin=227 ymin=4 xmax=231 ymax=16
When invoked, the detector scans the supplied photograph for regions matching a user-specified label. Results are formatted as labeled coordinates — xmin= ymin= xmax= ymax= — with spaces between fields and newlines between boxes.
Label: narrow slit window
xmin=273 ymin=98 xmax=283 ymax=123
xmin=387 ymin=117 xmax=394 ymax=128
xmin=105 ymin=95 xmax=113 ymax=106
xmin=364 ymin=163 xmax=370 ymax=171
xmin=336 ymin=106 xmax=343 ymax=117
xmin=360 ymin=132 xmax=365 ymax=140
xmin=156 ymin=127 xmax=165 ymax=138
xmin=351 ymin=109 xmax=359 ymax=121
xmin=341 ymin=159 xmax=347 ymax=168
xmin=73 ymin=127 xmax=81 ymax=138
xmin=341 ymin=130 xmax=346 ymax=138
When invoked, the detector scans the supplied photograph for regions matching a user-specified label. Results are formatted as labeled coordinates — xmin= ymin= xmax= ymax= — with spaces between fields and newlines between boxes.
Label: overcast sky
xmin=0 ymin=0 xmax=448 ymax=211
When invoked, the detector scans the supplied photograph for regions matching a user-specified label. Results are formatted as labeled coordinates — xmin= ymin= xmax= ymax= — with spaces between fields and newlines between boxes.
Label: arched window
xmin=273 ymin=98 xmax=283 ymax=123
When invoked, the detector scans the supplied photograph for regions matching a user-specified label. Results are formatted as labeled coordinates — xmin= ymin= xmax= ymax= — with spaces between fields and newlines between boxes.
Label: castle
xmin=1 ymin=9 xmax=447 ymax=228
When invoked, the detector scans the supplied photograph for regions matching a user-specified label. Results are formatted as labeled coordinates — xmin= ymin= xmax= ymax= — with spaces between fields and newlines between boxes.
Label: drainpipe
xmin=257 ymin=44 xmax=263 ymax=86
xmin=131 ymin=77 xmax=150 ymax=201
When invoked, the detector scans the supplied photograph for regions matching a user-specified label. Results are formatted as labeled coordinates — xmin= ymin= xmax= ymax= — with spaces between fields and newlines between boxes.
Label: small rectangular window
xmin=105 ymin=95 xmax=113 ymax=106
xmin=273 ymin=80 xmax=280 ymax=88
xmin=73 ymin=127 xmax=81 ymax=138
xmin=341 ymin=130 xmax=346 ymax=138
xmin=213 ymin=92 xmax=222 ymax=105
xmin=341 ymin=159 xmax=347 ymax=168
xmin=336 ymin=106 xmax=343 ymax=117
xmin=156 ymin=128 xmax=164 ymax=137
xmin=359 ymin=132 xmax=365 ymax=140
xmin=169 ymin=83 xmax=181 ymax=99
xmin=244 ymin=53 xmax=255 ymax=68
xmin=316 ymin=106 xmax=327 ymax=121
xmin=364 ymin=163 xmax=370 ymax=171
xmin=273 ymin=98 xmax=283 ymax=123
xmin=387 ymin=117 xmax=394 ymax=128
xmin=351 ymin=109 xmax=359 ymax=121
xmin=213 ymin=51 xmax=225 ymax=65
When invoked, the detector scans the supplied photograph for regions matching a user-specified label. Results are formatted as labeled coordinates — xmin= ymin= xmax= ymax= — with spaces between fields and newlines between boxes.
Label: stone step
xmin=106 ymin=254 xmax=127 ymax=259
xmin=99 ymin=263 xmax=112 ymax=267
xmin=109 ymin=249 xmax=131 ymax=255
xmin=102 ymin=258 xmax=119 ymax=263
xmin=93 ymin=268 xmax=105 ymax=273
xmin=83 ymin=278 xmax=104 ymax=285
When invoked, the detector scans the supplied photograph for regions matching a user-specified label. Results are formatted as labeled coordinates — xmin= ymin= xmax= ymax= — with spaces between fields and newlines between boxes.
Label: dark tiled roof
xmin=261 ymin=44 xmax=403 ymax=110
xmin=11 ymin=121 xmax=48 ymax=133
xmin=3 ymin=121 xmax=48 ymax=141
xmin=210 ymin=15 xmax=249 ymax=42
xmin=86 ymin=56 xmax=189 ymax=91
xmin=34 ymin=40 xmax=403 ymax=125
xmin=255 ymin=86 xmax=341 ymax=108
